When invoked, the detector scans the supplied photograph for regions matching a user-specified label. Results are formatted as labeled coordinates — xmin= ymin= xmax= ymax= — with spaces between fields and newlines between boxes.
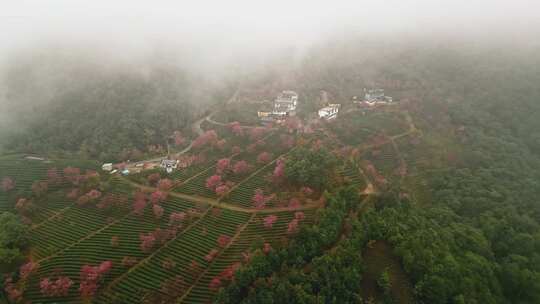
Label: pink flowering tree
xmin=217 ymin=235 xmax=231 ymax=248
xmin=252 ymin=189 xmax=274 ymax=209
xmin=192 ymin=130 xmax=218 ymax=149
xmin=147 ymin=173 xmax=161 ymax=185
xmin=63 ymin=167 xmax=81 ymax=185
xmin=79 ymin=261 xmax=112 ymax=297
xmin=272 ymin=159 xmax=285 ymax=184
xmin=40 ymin=276 xmax=73 ymax=297
xmin=20 ymin=261 xmax=39 ymax=280
xmin=295 ymin=211 xmax=305 ymax=220
xmin=216 ymin=158 xmax=231 ymax=174
xmin=263 ymin=215 xmax=278 ymax=229
xmin=287 ymin=219 xmax=299 ymax=234
xmin=150 ymin=190 xmax=168 ymax=204
xmin=153 ymin=204 xmax=164 ymax=220
xmin=1 ymin=177 xmax=15 ymax=192
xmin=139 ymin=232 xmax=157 ymax=253
xmin=157 ymin=179 xmax=173 ymax=191
xmin=47 ymin=168 xmax=62 ymax=185
xmin=257 ymin=152 xmax=272 ymax=164
xmin=133 ymin=194 xmax=147 ymax=216
xmin=215 ymin=184 xmax=230 ymax=198
xmin=205 ymin=175 xmax=222 ymax=191
xmin=288 ymin=198 xmax=301 ymax=209
xmin=232 ymin=160 xmax=250 ymax=175
xmin=231 ymin=146 xmax=242 ymax=155
xmin=250 ymin=127 xmax=266 ymax=141
xmin=204 ymin=248 xmax=219 ymax=262
xmin=229 ymin=121 xmax=244 ymax=136
xmin=169 ymin=212 xmax=186 ymax=227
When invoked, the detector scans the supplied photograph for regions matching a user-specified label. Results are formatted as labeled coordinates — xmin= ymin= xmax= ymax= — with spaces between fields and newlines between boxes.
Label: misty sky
xmin=2 ymin=0 xmax=539 ymax=52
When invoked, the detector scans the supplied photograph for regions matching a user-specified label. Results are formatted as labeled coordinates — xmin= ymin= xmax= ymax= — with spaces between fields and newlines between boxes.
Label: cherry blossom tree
xmin=140 ymin=233 xmax=157 ymax=253
xmin=4 ymin=277 xmax=22 ymax=302
xmin=1 ymin=177 xmax=15 ymax=192
xmin=294 ymin=211 xmax=305 ymax=221
xmin=287 ymin=219 xmax=299 ymax=234
xmin=169 ymin=212 xmax=186 ymax=226
xmin=257 ymin=152 xmax=272 ymax=164
xmin=252 ymin=188 xmax=275 ymax=209
xmin=150 ymin=190 xmax=167 ymax=205
xmin=232 ymin=160 xmax=250 ymax=175
xmin=205 ymin=175 xmax=222 ymax=191
xmin=263 ymin=215 xmax=278 ymax=229
xmin=86 ymin=189 xmax=102 ymax=200
xmin=15 ymin=198 xmax=35 ymax=215
xmin=40 ymin=276 xmax=73 ymax=297
xmin=300 ymin=186 xmax=314 ymax=197
xmin=157 ymin=179 xmax=173 ymax=191
xmin=250 ymin=127 xmax=266 ymax=141
xmin=204 ymin=249 xmax=219 ymax=262
xmin=63 ymin=167 xmax=81 ymax=185
xmin=47 ymin=168 xmax=62 ymax=185
xmin=288 ymin=198 xmax=301 ymax=209
xmin=153 ymin=204 xmax=164 ymax=220
xmin=209 ymin=277 xmax=221 ymax=290
xmin=216 ymin=158 xmax=231 ymax=174
xmin=192 ymin=130 xmax=218 ymax=149
xmin=20 ymin=261 xmax=39 ymax=280
xmin=272 ymin=159 xmax=285 ymax=184
xmin=133 ymin=196 xmax=147 ymax=216
xmin=231 ymin=146 xmax=242 ymax=155
xmin=215 ymin=184 xmax=230 ymax=198
xmin=217 ymin=235 xmax=231 ymax=248
xmin=79 ymin=261 xmax=112 ymax=297
xmin=147 ymin=173 xmax=161 ymax=185
xmin=229 ymin=121 xmax=244 ymax=136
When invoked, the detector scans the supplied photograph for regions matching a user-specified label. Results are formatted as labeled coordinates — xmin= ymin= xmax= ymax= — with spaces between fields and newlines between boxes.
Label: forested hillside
xmin=215 ymin=38 xmax=540 ymax=303
xmin=0 ymin=50 xmax=233 ymax=161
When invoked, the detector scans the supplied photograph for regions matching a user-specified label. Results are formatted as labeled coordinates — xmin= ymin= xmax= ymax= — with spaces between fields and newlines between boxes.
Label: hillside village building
xmin=354 ymin=88 xmax=393 ymax=106
xmin=318 ymin=103 xmax=340 ymax=120
xmin=160 ymin=159 xmax=179 ymax=174
xmin=258 ymin=90 xmax=299 ymax=121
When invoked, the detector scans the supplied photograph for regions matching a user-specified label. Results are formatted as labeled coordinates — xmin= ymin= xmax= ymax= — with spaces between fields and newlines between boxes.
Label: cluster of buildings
xmin=258 ymin=90 xmax=299 ymax=122
xmin=353 ymin=88 xmax=393 ymax=106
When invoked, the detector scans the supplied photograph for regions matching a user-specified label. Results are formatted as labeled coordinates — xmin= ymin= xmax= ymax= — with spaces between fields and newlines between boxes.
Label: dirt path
xmin=120 ymin=177 xmax=322 ymax=214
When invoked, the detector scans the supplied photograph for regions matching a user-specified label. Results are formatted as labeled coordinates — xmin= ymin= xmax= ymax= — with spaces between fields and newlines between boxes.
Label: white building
xmin=101 ymin=163 xmax=113 ymax=171
xmin=362 ymin=88 xmax=393 ymax=106
xmin=272 ymin=90 xmax=298 ymax=116
xmin=160 ymin=159 xmax=179 ymax=174
xmin=318 ymin=104 xmax=340 ymax=120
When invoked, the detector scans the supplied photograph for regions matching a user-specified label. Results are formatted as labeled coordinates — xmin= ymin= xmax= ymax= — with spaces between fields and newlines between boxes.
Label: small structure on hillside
xmin=160 ymin=159 xmax=179 ymax=174
xmin=273 ymin=90 xmax=298 ymax=116
xmin=258 ymin=90 xmax=299 ymax=122
xmin=318 ymin=103 xmax=340 ymax=120
xmin=355 ymin=88 xmax=393 ymax=106
xmin=101 ymin=163 xmax=113 ymax=171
